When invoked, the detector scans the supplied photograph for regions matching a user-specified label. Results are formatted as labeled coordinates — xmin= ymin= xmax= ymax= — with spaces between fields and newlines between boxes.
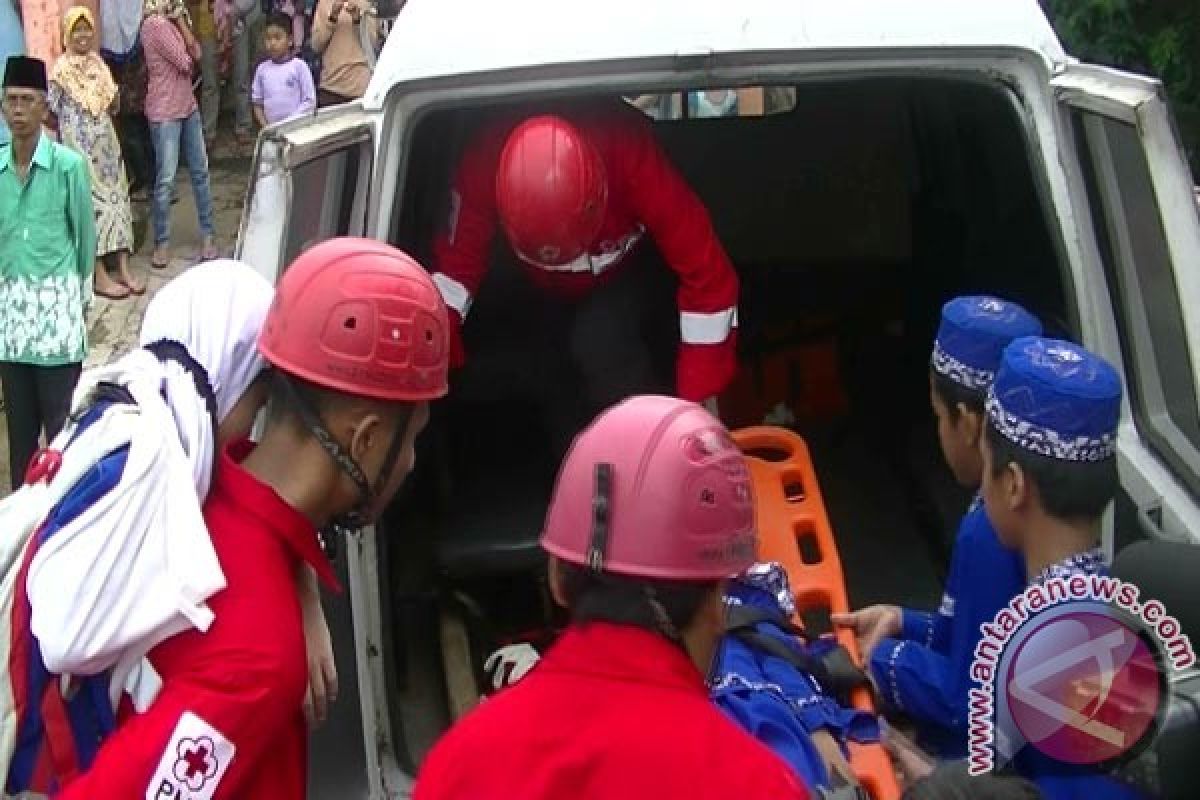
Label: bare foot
xmin=117 ymin=252 xmax=146 ymax=295
xmin=200 ymin=237 xmax=220 ymax=261
xmin=94 ymin=264 xmax=131 ymax=300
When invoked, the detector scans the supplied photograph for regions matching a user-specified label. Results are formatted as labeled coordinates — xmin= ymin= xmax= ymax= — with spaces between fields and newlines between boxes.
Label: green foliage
xmin=1045 ymin=0 xmax=1200 ymax=174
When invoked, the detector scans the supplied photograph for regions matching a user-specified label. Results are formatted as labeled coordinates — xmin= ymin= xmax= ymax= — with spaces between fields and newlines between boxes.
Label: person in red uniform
xmin=414 ymin=394 xmax=809 ymax=800
xmin=431 ymin=101 xmax=739 ymax=435
xmin=55 ymin=237 xmax=450 ymax=800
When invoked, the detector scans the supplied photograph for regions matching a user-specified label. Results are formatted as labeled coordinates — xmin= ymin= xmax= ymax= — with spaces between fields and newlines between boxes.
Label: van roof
xmin=364 ymin=0 xmax=1067 ymax=108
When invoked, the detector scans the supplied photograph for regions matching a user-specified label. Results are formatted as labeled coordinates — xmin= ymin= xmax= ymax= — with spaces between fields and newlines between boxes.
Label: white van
xmin=235 ymin=0 xmax=1200 ymax=796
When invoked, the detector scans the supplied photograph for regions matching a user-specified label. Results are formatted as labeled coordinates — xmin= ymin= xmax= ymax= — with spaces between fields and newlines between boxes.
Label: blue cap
xmin=986 ymin=337 xmax=1122 ymax=462
xmin=931 ymin=296 xmax=1042 ymax=393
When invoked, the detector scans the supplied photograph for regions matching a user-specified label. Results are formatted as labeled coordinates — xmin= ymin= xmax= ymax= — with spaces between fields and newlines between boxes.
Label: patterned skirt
xmin=53 ymin=89 xmax=135 ymax=258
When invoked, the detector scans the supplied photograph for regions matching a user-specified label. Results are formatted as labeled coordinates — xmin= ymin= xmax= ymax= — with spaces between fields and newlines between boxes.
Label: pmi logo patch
xmin=145 ymin=712 xmax=237 ymax=800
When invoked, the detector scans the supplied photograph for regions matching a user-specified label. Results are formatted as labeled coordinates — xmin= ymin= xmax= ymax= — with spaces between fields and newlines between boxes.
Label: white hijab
xmin=27 ymin=260 xmax=275 ymax=695
xmin=135 ymin=258 xmax=275 ymax=499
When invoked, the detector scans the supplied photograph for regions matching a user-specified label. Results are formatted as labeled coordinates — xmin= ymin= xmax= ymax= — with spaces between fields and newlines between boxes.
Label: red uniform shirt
xmin=415 ymin=622 xmax=809 ymax=800
xmin=431 ymin=101 xmax=739 ymax=401
xmin=56 ymin=442 xmax=339 ymax=800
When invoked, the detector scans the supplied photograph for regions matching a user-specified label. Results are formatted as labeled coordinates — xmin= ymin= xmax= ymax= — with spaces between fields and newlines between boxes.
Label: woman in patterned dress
xmin=49 ymin=6 xmax=144 ymax=298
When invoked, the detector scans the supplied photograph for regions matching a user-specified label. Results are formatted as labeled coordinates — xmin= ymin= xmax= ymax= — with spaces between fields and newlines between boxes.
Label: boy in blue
xmin=980 ymin=336 xmax=1144 ymax=799
xmin=833 ymin=296 xmax=1037 ymax=757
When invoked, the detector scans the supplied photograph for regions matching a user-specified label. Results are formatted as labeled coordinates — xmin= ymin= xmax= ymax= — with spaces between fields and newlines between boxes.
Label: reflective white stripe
xmin=680 ymin=307 xmax=738 ymax=345
xmin=518 ymin=228 xmax=644 ymax=275
xmin=432 ymin=272 xmax=473 ymax=318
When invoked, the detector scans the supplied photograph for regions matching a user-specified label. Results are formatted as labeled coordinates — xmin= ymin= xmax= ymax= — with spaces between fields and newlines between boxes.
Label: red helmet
xmin=259 ymin=237 xmax=449 ymax=402
xmin=495 ymin=115 xmax=608 ymax=268
xmin=541 ymin=395 xmax=757 ymax=581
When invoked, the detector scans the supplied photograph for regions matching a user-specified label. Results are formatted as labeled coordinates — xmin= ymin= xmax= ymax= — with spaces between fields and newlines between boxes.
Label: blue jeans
xmin=150 ymin=110 xmax=215 ymax=247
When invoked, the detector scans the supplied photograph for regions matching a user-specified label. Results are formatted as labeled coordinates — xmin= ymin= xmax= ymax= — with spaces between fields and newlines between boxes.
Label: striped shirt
xmin=141 ymin=15 xmax=198 ymax=123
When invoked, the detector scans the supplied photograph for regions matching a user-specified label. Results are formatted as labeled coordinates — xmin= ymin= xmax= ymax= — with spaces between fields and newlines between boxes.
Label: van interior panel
xmin=382 ymin=74 xmax=1069 ymax=770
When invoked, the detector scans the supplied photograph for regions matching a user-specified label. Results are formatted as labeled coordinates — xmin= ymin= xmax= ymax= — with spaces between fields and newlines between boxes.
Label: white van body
xmin=236 ymin=1 xmax=1200 ymax=797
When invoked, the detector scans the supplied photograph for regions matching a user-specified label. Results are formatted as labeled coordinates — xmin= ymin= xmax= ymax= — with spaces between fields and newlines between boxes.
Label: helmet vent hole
xmin=344 ymin=317 xmax=357 ymax=330
xmin=424 ymin=329 xmax=433 ymax=343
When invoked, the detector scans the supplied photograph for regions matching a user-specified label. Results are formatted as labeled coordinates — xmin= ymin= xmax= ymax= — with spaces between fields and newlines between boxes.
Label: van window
xmin=625 ymin=87 xmax=797 ymax=120
xmin=1072 ymin=110 xmax=1200 ymax=495
xmin=282 ymin=144 xmax=364 ymax=264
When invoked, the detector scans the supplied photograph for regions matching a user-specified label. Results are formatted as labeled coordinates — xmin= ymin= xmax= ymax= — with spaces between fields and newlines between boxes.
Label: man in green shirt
xmin=0 ymin=56 xmax=96 ymax=490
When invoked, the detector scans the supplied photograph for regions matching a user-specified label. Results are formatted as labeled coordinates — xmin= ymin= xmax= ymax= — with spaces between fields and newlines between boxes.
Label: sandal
xmin=94 ymin=283 xmax=131 ymax=300
xmin=120 ymin=276 xmax=147 ymax=295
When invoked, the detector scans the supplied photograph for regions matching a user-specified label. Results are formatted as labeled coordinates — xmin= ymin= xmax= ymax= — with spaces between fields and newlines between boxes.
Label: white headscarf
xmin=27 ymin=260 xmax=275 ymax=695
xmin=136 ymin=259 xmax=275 ymax=498
xmin=99 ymin=0 xmax=144 ymax=57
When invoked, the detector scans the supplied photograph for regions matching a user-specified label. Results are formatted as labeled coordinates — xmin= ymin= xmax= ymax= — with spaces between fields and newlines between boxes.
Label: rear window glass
xmin=1071 ymin=110 xmax=1200 ymax=495
xmin=625 ymin=87 xmax=797 ymax=120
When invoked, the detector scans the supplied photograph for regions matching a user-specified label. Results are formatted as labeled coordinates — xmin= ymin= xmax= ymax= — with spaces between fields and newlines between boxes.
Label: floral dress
xmin=48 ymin=82 xmax=135 ymax=258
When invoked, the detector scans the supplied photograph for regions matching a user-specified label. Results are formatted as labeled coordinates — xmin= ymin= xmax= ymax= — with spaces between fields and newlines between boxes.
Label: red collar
xmin=539 ymin=622 xmax=707 ymax=694
xmin=211 ymin=440 xmax=342 ymax=592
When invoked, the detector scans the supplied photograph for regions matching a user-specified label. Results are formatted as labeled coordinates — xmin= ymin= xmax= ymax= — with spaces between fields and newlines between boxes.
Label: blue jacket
xmin=7 ymin=401 xmax=130 ymax=794
xmin=869 ymin=498 xmax=1025 ymax=757
xmin=1010 ymin=552 xmax=1148 ymax=800
xmin=712 ymin=568 xmax=879 ymax=791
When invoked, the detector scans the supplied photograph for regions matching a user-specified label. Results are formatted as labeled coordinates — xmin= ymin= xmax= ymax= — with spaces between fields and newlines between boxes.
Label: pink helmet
xmin=541 ymin=395 xmax=757 ymax=581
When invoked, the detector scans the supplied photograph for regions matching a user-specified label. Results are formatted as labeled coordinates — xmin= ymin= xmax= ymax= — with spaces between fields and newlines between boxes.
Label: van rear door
xmin=1053 ymin=63 xmax=1200 ymax=548
xmin=235 ymin=106 xmax=387 ymax=799
xmin=236 ymin=107 xmax=375 ymax=282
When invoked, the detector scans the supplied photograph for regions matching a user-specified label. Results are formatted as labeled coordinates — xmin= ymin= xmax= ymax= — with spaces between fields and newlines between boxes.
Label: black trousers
xmin=456 ymin=252 xmax=673 ymax=460
xmin=1 ymin=362 xmax=82 ymax=490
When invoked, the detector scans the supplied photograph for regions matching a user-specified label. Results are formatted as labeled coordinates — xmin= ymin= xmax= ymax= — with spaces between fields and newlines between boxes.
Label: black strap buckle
xmin=587 ymin=463 xmax=613 ymax=572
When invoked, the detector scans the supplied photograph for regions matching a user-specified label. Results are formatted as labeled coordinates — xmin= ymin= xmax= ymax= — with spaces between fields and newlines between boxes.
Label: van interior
xmin=376 ymin=75 xmax=1071 ymax=771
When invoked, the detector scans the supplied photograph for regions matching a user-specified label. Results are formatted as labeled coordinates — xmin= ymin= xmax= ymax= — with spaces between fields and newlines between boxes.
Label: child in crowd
xmin=252 ymin=11 xmax=315 ymax=128
xmin=980 ymin=335 xmax=1144 ymax=799
xmin=833 ymin=296 xmax=1040 ymax=757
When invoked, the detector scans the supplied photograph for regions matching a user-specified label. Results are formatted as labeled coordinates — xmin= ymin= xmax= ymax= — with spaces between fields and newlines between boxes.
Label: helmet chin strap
xmin=275 ymin=375 xmax=410 ymax=542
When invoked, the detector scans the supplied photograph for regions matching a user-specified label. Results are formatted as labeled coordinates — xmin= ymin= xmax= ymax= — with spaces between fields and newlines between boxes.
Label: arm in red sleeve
xmin=614 ymin=112 xmax=739 ymax=401
xmin=54 ymin=648 xmax=306 ymax=799
xmin=429 ymin=125 xmax=508 ymax=366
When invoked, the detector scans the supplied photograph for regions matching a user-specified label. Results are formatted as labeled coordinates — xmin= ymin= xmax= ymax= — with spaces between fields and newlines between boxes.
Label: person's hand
xmin=830 ymin=604 xmax=901 ymax=660
xmin=484 ymin=643 xmax=540 ymax=690
xmin=676 ymin=333 xmax=737 ymax=404
xmin=329 ymin=0 xmax=345 ymax=22
xmin=345 ymin=0 xmax=365 ymax=22
xmin=299 ymin=569 xmax=338 ymax=729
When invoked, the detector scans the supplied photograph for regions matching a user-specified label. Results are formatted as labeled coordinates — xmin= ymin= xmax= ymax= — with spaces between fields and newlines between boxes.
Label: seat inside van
xmin=381 ymin=74 xmax=1070 ymax=768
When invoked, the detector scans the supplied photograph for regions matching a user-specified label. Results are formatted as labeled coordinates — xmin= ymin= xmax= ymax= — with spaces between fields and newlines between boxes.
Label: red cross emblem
xmin=173 ymin=736 xmax=219 ymax=790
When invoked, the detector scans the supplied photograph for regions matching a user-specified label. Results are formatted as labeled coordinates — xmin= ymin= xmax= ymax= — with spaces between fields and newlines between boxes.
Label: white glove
xmin=484 ymin=643 xmax=541 ymax=691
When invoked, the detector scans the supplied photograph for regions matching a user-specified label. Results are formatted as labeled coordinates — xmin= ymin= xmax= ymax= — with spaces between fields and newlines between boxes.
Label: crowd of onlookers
xmin=1 ymin=0 xmax=389 ymax=492
xmin=1 ymin=0 xmax=387 ymax=298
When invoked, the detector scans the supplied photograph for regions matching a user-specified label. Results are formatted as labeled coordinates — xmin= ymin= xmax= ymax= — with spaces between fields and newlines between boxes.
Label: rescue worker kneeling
xmin=415 ymin=395 xmax=810 ymax=800
xmin=55 ymin=238 xmax=450 ymax=799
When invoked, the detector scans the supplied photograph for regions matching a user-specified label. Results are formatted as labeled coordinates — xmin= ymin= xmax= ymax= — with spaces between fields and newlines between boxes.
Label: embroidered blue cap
xmin=931 ymin=296 xmax=1042 ymax=393
xmin=986 ymin=336 xmax=1122 ymax=462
